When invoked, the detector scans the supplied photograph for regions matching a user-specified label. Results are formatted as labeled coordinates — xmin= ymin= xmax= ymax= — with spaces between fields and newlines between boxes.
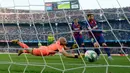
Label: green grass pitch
xmin=0 ymin=54 xmax=129 ymax=73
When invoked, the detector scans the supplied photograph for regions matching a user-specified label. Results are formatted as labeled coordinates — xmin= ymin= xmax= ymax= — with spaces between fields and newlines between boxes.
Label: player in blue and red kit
xmin=87 ymin=14 xmax=113 ymax=60
xmin=71 ymin=18 xmax=85 ymax=54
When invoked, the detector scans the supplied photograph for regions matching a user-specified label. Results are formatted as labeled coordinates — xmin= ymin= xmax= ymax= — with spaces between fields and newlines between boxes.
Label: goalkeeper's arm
xmin=61 ymin=49 xmax=77 ymax=58
xmin=61 ymin=49 xmax=82 ymax=58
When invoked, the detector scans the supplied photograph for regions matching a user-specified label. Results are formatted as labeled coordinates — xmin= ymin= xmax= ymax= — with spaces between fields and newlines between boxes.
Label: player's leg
xmin=74 ymin=37 xmax=81 ymax=55
xmin=94 ymin=48 xmax=100 ymax=56
xmin=18 ymin=42 xmax=29 ymax=48
xmin=12 ymin=40 xmax=30 ymax=56
xmin=102 ymin=43 xmax=113 ymax=60
xmin=18 ymin=48 xmax=32 ymax=56
xmin=18 ymin=48 xmax=42 ymax=56
xmin=102 ymin=43 xmax=111 ymax=56
xmin=26 ymin=46 xmax=55 ymax=56
xmin=79 ymin=36 xmax=86 ymax=53
xmin=91 ymin=38 xmax=100 ymax=57
xmin=11 ymin=40 xmax=29 ymax=48
xmin=99 ymin=36 xmax=113 ymax=60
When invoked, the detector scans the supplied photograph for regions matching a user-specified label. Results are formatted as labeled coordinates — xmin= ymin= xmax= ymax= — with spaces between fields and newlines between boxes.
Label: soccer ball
xmin=85 ymin=50 xmax=98 ymax=62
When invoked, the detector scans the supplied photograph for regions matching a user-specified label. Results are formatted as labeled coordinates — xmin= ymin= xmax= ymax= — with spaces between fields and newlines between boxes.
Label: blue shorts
xmin=74 ymin=36 xmax=84 ymax=46
xmin=91 ymin=35 xmax=105 ymax=44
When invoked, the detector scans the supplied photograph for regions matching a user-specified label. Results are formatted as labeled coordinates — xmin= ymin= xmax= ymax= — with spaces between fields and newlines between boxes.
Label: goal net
xmin=0 ymin=0 xmax=130 ymax=73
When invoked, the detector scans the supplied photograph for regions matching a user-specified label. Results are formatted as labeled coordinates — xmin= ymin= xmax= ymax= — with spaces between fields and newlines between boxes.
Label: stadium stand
xmin=0 ymin=20 xmax=130 ymax=42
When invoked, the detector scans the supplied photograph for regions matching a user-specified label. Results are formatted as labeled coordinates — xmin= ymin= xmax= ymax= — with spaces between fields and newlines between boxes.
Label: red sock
xmin=18 ymin=42 xmax=29 ymax=49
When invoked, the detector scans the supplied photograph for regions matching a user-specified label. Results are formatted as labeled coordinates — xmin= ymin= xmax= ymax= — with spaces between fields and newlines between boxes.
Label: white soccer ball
xmin=85 ymin=50 xmax=98 ymax=62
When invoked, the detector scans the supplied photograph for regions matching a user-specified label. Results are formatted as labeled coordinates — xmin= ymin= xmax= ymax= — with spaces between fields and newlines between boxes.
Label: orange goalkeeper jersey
xmin=32 ymin=41 xmax=64 ymax=56
xmin=47 ymin=41 xmax=64 ymax=52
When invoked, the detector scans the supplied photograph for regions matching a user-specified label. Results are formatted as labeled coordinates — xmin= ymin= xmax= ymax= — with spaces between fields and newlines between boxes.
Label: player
xmin=47 ymin=32 xmax=55 ymax=45
xmin=71 ymin=18 xmax=86 ymax=53
xmin=11 ymin=37 xmax=81 ymax=58
xmin=87 ymin=14 xmax=113 ymax=60
xmin=38 ymin=32 xmax=54 ymax=47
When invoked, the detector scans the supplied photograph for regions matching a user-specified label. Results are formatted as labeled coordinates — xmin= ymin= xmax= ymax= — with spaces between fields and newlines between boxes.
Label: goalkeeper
xmin=11 ymin=37 xmax=82 ymax=58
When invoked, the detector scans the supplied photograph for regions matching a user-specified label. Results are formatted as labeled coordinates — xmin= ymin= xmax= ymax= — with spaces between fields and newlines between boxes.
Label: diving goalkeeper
xmin=11 ymin=37 xmax=81 ymax=58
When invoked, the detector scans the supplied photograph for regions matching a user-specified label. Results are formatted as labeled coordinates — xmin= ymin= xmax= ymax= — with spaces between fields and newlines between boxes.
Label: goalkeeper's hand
xmin=71 ymin=44 xmax=78 ymax=49
xmin=38 ymin=42 xmax=42 ymax=47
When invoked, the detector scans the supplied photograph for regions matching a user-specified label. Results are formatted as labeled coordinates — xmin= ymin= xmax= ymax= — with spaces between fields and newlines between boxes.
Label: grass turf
xmin=0 ymin=54 xmax=129 ymax=73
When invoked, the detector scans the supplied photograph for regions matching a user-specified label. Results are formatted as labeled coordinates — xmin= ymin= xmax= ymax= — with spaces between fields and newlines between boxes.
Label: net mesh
xmin=0 ymin=0 xmax=130 ymax=73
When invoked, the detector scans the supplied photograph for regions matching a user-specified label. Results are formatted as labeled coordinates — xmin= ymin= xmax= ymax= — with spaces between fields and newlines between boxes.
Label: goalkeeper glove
xmin=71 ymin=44 xmax=78 ymax=49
